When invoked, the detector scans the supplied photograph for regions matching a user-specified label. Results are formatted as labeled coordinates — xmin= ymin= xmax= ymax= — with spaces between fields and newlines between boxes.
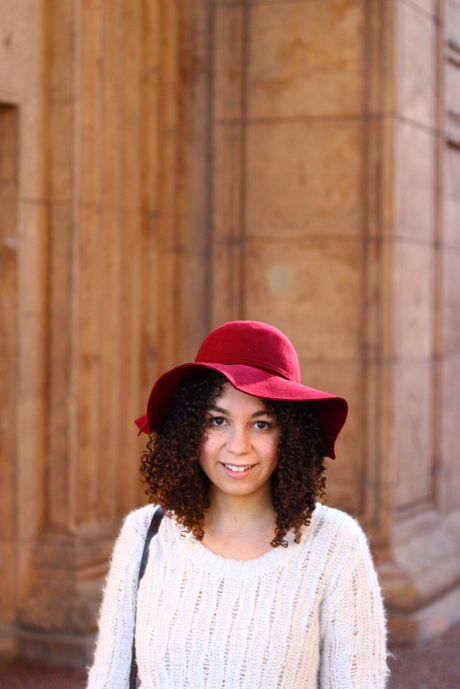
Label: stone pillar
xmin=375 ymin=0 xmax=460 ymax=645
xmin=0 ymin=105 xmax=20 ymax=658
xmin=1 ymin=0 xmax=460 ymax=667
xmin=3 ymin=0 xmax=214 ymax=666
xmin=210 ymin=0 xmax=460 ymax=644
xmin=0 ymin=0 xmax=49 ymax=661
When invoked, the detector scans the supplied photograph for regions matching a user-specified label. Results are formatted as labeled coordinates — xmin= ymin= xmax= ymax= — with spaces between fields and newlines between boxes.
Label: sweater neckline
xmin=167 ymin=512 xmax=311 ymax=578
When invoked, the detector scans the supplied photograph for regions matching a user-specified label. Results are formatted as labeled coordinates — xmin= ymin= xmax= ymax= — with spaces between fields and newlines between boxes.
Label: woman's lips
xmin=220 ymin=462 xmax=255 ymax=479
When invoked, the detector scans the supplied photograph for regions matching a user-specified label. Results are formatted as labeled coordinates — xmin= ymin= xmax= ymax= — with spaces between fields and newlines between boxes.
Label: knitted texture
xmin=87 ymin=504 xmax=388 ymax=688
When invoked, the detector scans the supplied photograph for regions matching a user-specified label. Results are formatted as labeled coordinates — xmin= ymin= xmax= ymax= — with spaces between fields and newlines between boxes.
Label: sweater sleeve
xmin=86 ymin=506 xmax=154 ymax=689
xmin=318 ymin=521 xmax=388 ymax=688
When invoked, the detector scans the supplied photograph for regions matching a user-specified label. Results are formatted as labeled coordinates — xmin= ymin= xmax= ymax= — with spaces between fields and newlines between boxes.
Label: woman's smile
xmin=221 ymin=462 xmax=256 ymax=478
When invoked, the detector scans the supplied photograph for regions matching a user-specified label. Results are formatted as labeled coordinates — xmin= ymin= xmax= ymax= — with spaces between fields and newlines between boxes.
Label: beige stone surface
xmin=0 ymin=105 xmax=19 ymax=629
xmin=388 ymin=583 xmax=460 ymax=645
xmin=247 ymin=0 xmax=365 ymax=119
xmin=444 ymin=196 xmax=460 ymax=250
xmin=211 ymin=121 xmax=244 ymax=326
xmin=393 ymin=241 xmax=434 ymax=359
xmin=396 ymin=1 xmax=436 ymax=127
xmin=245 ymin=238 xmax=363 ymax=361
xmin=444 ymin=144 xmax=460 ymax=200
xmin=246 ymin=119 xmax=363 ymax=237
xmin=0 ymin=0 xmax=460 ymax=664
xmin=0 ymin=0 xmax=42 ymax=99
xmin=394 ymin=122 xmax=435 ymax=241
xmin=0 ymin=0 xmax=44 ymax=203
xmin=445 ymin=60 xmax=460 ymax=117
xmin=393 ymin=361 xmax=433 ymax=508
xmin=299 ymin=359 xmax=365 ymax=515
xmin=446 ymin=1 xmax=460 ymax=42
xmin=441 ymin=355 xmax=460 ymax=510
xmin=442 ymin=250 xmax=460 ymax=354
xmin=408 ymin=0 xmax=437 ymax=15
xmin=214 ymin=5 xmax=244 ymax=122
xmin=0 ymin=543 xmax=17 ymax=624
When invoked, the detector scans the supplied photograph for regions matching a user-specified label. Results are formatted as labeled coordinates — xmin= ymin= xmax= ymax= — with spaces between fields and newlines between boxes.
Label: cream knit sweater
xmin=87 ymin=503 xmax=387 ymax=688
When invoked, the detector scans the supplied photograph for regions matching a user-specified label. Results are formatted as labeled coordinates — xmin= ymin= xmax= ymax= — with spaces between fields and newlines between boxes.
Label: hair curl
xmin=140 ymin=370 xmax=327 ymax=547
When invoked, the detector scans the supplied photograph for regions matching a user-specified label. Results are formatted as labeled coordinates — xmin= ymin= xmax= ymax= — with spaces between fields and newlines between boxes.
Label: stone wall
xmin=0 ymin=0 xmax=459 ymax=665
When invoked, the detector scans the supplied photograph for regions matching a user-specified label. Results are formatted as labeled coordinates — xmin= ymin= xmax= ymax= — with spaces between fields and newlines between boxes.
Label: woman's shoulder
xmin=310 ymin=503 xmax=370 ymax=557
xmin=120 ymin=503 xmax=158 ymax=541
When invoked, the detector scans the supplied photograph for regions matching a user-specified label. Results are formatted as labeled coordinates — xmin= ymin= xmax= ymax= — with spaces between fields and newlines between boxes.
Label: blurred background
xmin=0 ymin=0 xmax=460 ymax=674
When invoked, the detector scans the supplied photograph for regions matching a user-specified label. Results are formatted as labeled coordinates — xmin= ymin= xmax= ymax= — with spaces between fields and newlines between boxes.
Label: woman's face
xmin=199 ymin=383 xmax=281 ymax=502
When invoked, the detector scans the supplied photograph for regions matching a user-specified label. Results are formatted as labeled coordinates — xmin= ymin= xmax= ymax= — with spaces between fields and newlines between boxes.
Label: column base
xmin=16 ymin=628 xmax=96 ymax=667
xmin=0 ymin=628 xmax=17 ymax=663
xmin=378 ymin=507 xmax=460 ymax=646
xmin=387 ymin=582 xmax=460 ymax=646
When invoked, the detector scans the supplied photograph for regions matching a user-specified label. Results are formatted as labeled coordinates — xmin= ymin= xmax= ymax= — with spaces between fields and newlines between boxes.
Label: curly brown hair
xmin=140 ymin=370 xmax=327 ymax=547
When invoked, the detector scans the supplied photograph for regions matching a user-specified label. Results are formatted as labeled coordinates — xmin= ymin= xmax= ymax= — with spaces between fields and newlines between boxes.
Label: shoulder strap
xmin=129 ymin=506 xmax=164 ymax=689
xmin=139 ymin=506 xmax=164 ymax=581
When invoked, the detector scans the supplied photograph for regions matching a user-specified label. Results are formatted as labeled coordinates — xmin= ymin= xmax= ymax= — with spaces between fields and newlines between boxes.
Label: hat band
xmin=195 ymin=356 xmax=297 ymax=383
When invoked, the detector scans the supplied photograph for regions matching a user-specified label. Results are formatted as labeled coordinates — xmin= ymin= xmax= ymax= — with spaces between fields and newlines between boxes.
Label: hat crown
xmin=195 ymin=321 xmax=301 ymax=383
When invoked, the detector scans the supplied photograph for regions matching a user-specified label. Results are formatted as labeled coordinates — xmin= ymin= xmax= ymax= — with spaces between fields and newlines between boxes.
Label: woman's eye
xmin=255 ymin=421 xmax=271 ymax=430
xmin=210 ymin=417 xmax=226 ymax=426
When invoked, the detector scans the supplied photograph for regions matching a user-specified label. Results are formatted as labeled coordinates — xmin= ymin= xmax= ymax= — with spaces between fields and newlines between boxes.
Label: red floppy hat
xmin=135 ymin=320 xmax=348 ymax=459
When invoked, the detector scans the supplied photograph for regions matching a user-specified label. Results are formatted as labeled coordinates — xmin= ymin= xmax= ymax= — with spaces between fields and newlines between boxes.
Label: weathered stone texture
xmin=0 ymin=0 xmax=460 ymax=664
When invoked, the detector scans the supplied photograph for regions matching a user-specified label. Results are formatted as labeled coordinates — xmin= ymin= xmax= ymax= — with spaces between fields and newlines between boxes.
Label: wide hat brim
xmin=135 ymin=362 xmax=348 ymax=459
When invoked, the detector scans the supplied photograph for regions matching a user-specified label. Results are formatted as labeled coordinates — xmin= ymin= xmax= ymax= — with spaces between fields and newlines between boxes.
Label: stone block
xmin=440 ymin=355 xmax=460 ymax=510
xmin=387 ymin=583 xmax=460 ymax=646
xmin=0 ymin=402 xmax=15 ymax=534
xmin=246 ymin=120 xmax=362 ymax=237
xmin=0 ymin=0 xmax=42 ymax=100
xmin=393 ymin=361 xmax=433 ymax=509
xmin=0 ymin=106 xmax=19 ymax=186
xmin=393 ymin=241 xmax=434 ymax=359
xmin=0 ymin=542 xmax=17 ymax=623
xmin=409 ymin=0 xmax=436 ymax=14
xmin=442 ymin=250 xmax=460 ymax=354
xmin=445 ymin=144 xmax=460 ymax=201
xmin=212 ymin=122 xmax=243 ymax=325
xmin=396 ymin=1 xmax=436 ymax=127
xmin=214 ymin=5 xmax=244 ymax=122
xmin=19 ymin=94 xmax=46 ymax=203
xmin=443 ymin=196 xmax=460 ymax=250
xmin=17 ymin=200 xmax=48 ymax=313
xmin=19 ymin=564 xmax=106 ymax=635
xmin=0 ymin=631 xmax=17 ymax=662
xmin=247 ymin=0 xmax=364 ymax=119
xmin=446 ymin=1 xmax=460 ymax=44
xmin=445 ymin=60 xmax=460 ymax=118
xmin=394 ymin=122 xmax=435 ymax=241
xmin=16 ymin=400 xmax=46 ymax=543
xmin=17 ymin=629 xmax=96 ymax=668
xmin=245 ymin=237 xmax=363 ymax=361
xmin=299 ymin=359 xmax=364 ymax=514
xmin=380 ymin=508 xmax=460 ymax=611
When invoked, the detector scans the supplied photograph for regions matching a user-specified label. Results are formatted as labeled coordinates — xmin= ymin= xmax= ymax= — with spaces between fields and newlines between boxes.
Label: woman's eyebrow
xmin=208 ymin=405 xmax=229 ymax=414
xmin=207 ymin=405 xmax=270 ymax=418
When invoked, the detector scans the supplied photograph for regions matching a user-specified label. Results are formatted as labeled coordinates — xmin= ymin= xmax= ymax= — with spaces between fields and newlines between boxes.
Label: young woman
xmin=87 ymin=321 xmax=388 ymax=688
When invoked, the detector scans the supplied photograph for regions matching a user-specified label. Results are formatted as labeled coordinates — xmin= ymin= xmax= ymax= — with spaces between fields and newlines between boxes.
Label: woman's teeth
xmin=224 ymin=464 xmax=252 ymax=472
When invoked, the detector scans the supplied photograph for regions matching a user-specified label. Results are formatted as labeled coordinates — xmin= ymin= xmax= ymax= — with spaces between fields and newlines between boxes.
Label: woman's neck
xmin=201 ymin=489 xmax=278 ymax=560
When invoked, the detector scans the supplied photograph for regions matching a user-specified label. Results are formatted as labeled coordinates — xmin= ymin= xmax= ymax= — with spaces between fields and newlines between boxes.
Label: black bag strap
xmin=129 ymin=506 xmax=164 ymax=689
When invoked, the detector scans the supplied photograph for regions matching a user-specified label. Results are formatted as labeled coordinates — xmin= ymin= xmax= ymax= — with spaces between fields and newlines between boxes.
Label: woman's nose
xmin=226 ymin=425 xmax=251 ymax=455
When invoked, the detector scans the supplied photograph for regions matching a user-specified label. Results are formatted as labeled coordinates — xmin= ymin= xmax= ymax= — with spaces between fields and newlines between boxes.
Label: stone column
xmin=376 ymin=0 xmax=460 ymax=644
xmin=14 ymin=0 xmax=214 ymax=665
xmin=0 ymin=0 xmax=49 ymax=661
xmin=2 ymin=0 xmax=459 ymax=665
xmin=0 ymin=105 xmax=20 ymax=658
xmin=210 ymin=0 xmax=460 ymax=644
